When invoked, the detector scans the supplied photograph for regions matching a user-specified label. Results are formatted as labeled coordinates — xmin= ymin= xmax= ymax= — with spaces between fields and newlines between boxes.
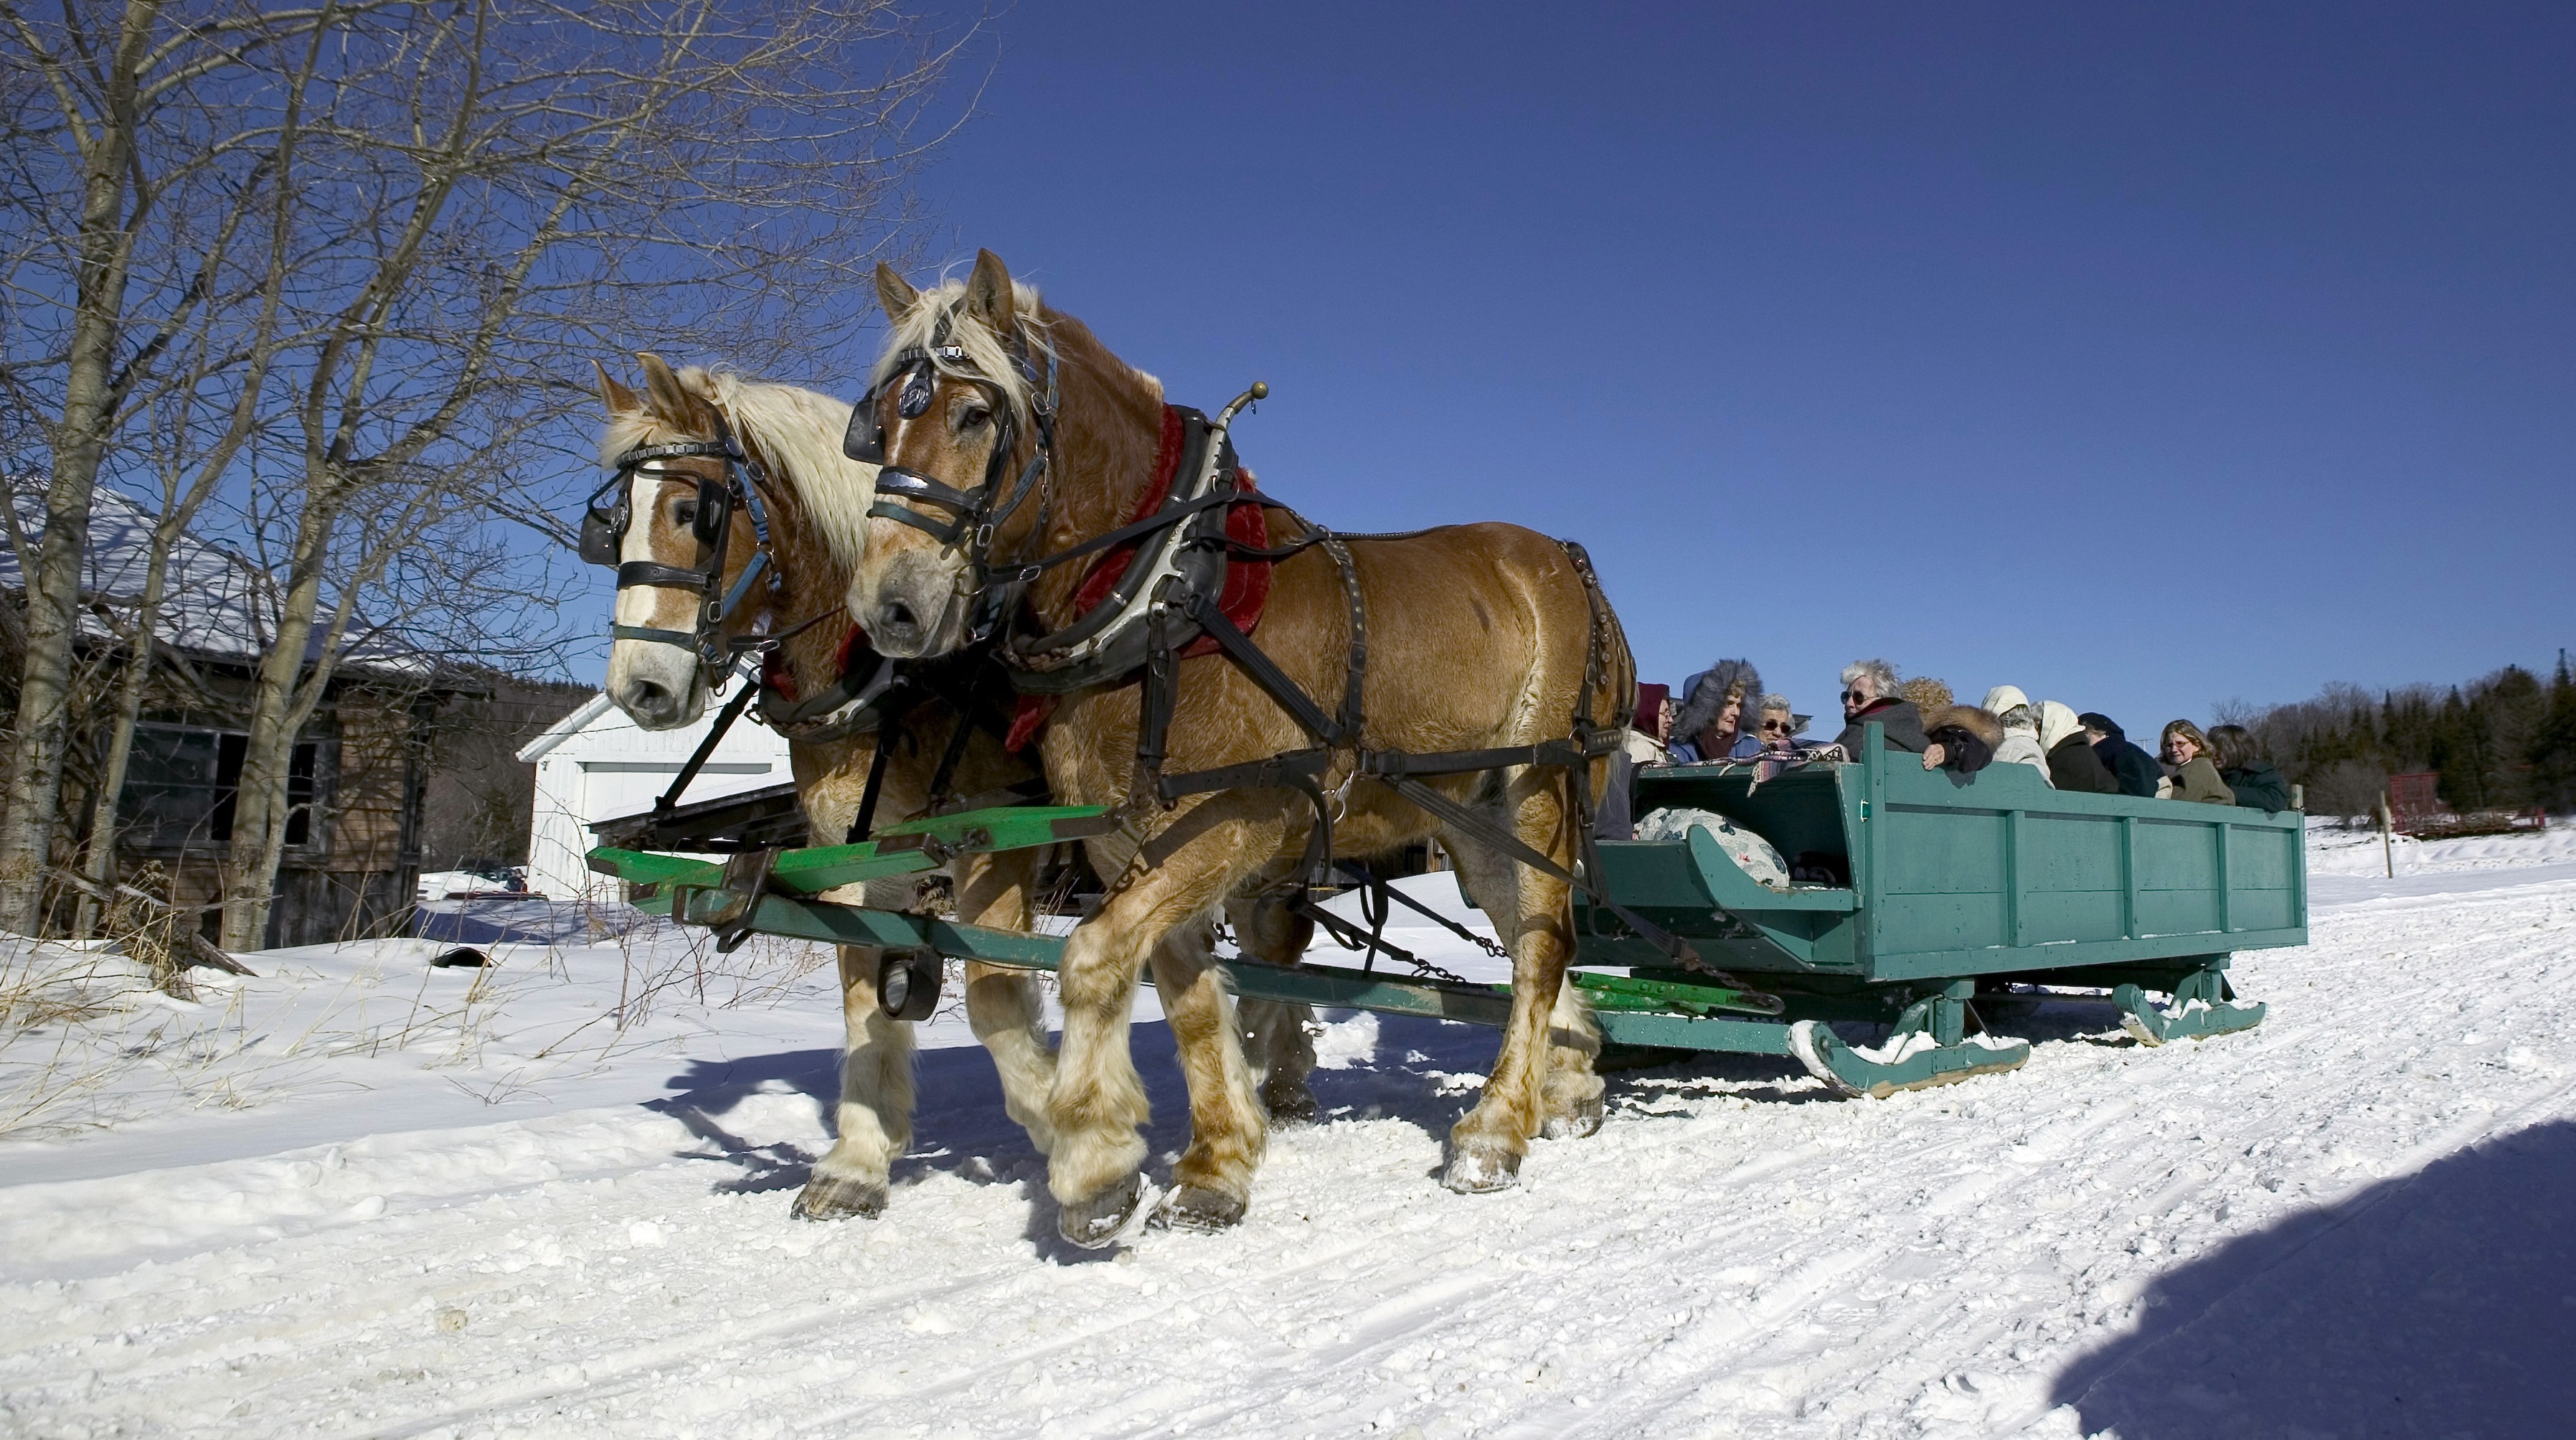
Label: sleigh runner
xmin=588 ymin=719 xmax=2300 ymax=1098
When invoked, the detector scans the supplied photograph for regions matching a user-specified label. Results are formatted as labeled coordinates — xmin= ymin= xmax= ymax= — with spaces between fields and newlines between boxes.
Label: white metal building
xmin=516 ymin=681 xmax=792 ymax=902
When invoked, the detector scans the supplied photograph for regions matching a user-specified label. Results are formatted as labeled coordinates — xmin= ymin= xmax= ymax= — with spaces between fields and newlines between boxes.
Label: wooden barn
xmin=1 ymin=490 xmax=584 ymax=948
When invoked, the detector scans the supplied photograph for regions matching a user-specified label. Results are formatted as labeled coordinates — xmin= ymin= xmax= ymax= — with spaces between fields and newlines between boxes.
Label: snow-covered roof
xmin=1 ymin=486 xmax=424 ymax=672
xmin=0 ymin=488 xmax=270 ymax=659
xmin=516 ymin=692 xmax=618 ymax=763
xmin=517 ymin=679 xmax=788 ymax=768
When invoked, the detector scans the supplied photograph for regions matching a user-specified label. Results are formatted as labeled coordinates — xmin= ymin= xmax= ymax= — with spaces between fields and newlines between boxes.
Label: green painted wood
xmin=1570 ymin=970 xmax=1785 ymax=1017
xmin=2111 ymin=963 xmax=2268 ymax=1045
xmin=1217 ymin=961 xmax=1515 ymax=1027
xmin=1593 ymin=1011 xmax=1798 ymax=1055
xmin=1788 ymin=1020 xmax=2032 ymax=1098
xmin=1603 ymin=727 xmax=2308 ymax=989
xmin=874 ymin=804 xmax=1117 ymax=848
xmin=673 ymin=890 xmax=1073 ymax=967
xmin=585 ymin=848 xmax=709 ymax=885
xmin=582 ymin=804 xmax=1113 ymax=903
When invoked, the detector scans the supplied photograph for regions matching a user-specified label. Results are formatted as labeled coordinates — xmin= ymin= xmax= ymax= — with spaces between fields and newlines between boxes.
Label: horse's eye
xmin=673 ymin=499 xmax=698 ymax=527
xmin=959 ymin=404 xmax=991 ymax=433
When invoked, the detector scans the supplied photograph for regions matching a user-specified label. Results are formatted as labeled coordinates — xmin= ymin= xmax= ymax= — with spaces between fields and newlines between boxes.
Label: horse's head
xmin=589 ymin=354 xmax=785 ymax=729
xmin=847 ymin=249 xmax=1055 ymax=658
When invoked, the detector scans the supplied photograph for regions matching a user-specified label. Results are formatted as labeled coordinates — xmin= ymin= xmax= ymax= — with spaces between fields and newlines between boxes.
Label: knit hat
xmin=2076 ymin=711 xmax=2123 ymax=740
xmin=1674 ymin=659 xmax=1762 ymax=742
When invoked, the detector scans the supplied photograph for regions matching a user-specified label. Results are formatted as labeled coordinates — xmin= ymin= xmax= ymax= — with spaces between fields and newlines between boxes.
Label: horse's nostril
xmin=629 ymin=679 xmax=671 ymax=712
xmin=884 ymin=600 xmax=917 ymax=631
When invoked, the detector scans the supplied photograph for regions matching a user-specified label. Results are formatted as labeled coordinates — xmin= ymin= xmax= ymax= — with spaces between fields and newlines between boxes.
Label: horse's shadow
xmin=648 ymin=989 xmax=2154 ymax=1204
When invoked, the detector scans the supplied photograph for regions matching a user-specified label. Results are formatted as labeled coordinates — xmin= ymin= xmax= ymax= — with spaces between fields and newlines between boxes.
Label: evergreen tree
xmin=2531 ymin=651 xmax=2576 ymax=813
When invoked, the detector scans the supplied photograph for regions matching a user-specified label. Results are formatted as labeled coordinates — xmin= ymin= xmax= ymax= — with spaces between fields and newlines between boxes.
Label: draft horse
xmin=590 ymin=354 xmax=1065 ymax=1220
xmin=848 ymin=252 xmax=1633 ymax=1246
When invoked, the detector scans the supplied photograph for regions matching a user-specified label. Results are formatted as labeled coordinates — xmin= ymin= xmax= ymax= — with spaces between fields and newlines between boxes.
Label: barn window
xmin=119 ymin=725 xmax=323 ymax=850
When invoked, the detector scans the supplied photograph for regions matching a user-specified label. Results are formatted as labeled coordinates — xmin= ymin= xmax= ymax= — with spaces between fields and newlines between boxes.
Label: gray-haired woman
xmin=1832 ymin=658 xmax=1928 ymax=755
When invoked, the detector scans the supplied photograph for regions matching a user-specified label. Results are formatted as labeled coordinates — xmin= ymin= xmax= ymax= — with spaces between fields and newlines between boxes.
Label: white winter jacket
xmin=1994 ymin=727 xmax=2054 ymax=785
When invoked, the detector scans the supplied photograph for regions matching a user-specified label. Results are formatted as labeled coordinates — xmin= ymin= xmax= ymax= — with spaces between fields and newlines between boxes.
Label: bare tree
xmin=0 ymin=0 xmax=334 ymax=931
xmin=212 ymin=0 xmax=965 ymax=948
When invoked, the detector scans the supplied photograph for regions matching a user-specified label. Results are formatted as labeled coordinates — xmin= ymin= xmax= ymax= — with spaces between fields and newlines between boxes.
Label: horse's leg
xmin=1224 ymin=890 xmax=1320 ymax=1125
xmin=1444 ymin=787 xmax=1602 ymax=1142
xmin=1048 ymin=808 xmax=1266 ymax=1247
xmin=793 ymin=879 xmax=919 ymax=1219
xmin=955 ymin=850 xmax=1057 ymax=1154
xmin=1540 ymin=958 xmax=1605 ymax=1139
xmin=1145 ymin=917 xmax=1269 ymax=1230
xmin=1437 ymin=768 xmax=1579 ymax=1192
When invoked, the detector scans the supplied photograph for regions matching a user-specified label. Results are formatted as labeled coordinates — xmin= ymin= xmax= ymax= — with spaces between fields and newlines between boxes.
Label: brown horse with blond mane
xmin=849 ymin=250 xmax=1631 ymax=1246
xmin=591 ymin=354 xmax=1065 ymax=1221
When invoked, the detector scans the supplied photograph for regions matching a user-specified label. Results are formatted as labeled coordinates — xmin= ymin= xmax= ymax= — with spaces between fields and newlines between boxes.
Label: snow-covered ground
xmin=4 ymin=827 xmax=2573 ymax=1437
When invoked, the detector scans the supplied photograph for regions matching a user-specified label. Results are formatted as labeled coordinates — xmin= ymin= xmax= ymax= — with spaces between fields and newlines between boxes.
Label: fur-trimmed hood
xmin=1674 ymin=659 xmax=1762 ymax=742
xmin=1925 ymin=705 xmax=2004 ymax=750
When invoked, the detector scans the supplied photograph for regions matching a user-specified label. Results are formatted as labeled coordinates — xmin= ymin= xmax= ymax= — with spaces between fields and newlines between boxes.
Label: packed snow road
xmin=4 ymin=832 xmax=2575 ymax=1438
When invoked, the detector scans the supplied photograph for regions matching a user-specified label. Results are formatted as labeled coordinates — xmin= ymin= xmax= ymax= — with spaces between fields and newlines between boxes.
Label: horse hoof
xmin=1262 ymin=1083 xmax=1321 ymax=1127
xmin=1057 ymin=1171 xmax=1146 ymax=1249
xmin=1150 ymin=1184 xmax=1246 ymax=1233
xmin=791 ymin=1172 xmax=887 ymax=1221
xmin=1441 ymin=1142 xmax=1522 ymax=1194
xmin=1542 ymin=1096 xmax=1604 ymax=1140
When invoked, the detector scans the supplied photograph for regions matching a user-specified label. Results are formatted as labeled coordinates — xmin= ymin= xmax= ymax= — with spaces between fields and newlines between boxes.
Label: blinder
xmin=845 ymin=321 xmax=1060 ymax=646
xmin=841 ymin=347 xmax=953 ymax=466
xmin=580 ymin=428 xmax=779 ymax=683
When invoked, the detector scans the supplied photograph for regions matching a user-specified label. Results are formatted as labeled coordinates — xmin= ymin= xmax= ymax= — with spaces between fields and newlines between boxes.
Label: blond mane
xmin=600 ymin=367 xmax=877 ymax=578
xmin=869 ymin=276 xmax=1055 ymax=428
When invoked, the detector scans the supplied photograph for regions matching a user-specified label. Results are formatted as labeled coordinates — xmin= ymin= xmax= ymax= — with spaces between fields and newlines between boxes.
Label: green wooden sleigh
xmin=585 ymin=723 xmax=2301 ymax=1098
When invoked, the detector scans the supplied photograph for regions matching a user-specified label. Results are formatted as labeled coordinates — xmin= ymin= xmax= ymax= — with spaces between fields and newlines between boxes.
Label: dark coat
xmin=2080 ymin=717 xmax=2161 ymax=799
xmin=1923 ymin=705 xmax=2004 ymax=775
xmin=1835 ymin=697 xmax=1928 ymax=755
xmin=2048 ymin=735 xmax=2121 ymax=793
xmin=2221 ymin=760 xmax=2291 ymax=814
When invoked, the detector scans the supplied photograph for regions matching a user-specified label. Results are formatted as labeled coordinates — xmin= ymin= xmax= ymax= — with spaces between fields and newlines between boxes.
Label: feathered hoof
xmin=1261 ymin=1081 xmax=1321 ymax=1127
xmin=1056 ymin=1170 xmax=1146 ymax=1249
xmin=790 ymin=1171 xmax=887 ymax=1222
xmin=1149 ymin=1183 xmax=1246 ymax=1233
xmin=1441 ymin=1141 xmax=1523 ymax=1194
xmin=1542 ymin=1095 xmax=1604 ymax=1141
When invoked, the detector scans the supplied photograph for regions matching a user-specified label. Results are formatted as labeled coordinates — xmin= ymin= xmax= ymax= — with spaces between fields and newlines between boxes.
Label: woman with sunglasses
xmin=1831 ymin=658 xmax=1930 ymax=756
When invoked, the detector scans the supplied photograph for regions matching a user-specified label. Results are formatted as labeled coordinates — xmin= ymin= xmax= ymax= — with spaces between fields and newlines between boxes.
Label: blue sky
xmin=735 ymin=1 xmax=2576 ymax=730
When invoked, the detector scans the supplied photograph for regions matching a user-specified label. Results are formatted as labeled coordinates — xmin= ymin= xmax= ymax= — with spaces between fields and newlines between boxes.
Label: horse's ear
xmin=637 ymin=352 xmax=694 ymax=425
xmin=963 ymin=248 xmax=1016 ymax=329
xmin=594 ymin=359 xmax=639 ymax=415
xmin=874 ymin=262 xmax=920 ymax=321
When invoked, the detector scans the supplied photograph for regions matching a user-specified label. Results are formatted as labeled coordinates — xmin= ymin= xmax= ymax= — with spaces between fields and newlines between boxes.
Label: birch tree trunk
xmin=208 ymin=0 xmax=963 ymax=950
xmin=3 ymin=0 xmax=326 ymax=935
xmin=0 ymin=0 xmax=160 ymax=932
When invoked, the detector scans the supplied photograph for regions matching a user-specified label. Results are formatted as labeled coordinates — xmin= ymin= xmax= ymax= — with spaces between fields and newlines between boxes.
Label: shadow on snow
xmin=2049 ymin=1117 xmax=2576 ymax=1437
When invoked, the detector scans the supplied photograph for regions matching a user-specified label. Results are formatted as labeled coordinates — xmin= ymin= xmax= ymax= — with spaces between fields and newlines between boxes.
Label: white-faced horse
xmin=592 ymin=355 xmax=1065 ymax=1220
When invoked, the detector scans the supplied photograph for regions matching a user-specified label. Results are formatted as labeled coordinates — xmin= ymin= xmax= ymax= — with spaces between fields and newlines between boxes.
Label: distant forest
xmin=2219 ymin=652 xmax=2576 ymax=821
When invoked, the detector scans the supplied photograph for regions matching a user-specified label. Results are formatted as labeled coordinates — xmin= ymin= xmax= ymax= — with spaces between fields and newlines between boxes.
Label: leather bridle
xmin=843 ymin=311 xmax=1060 ymax=646
xmin=580 ymin=413 xmax=783 ymax=690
